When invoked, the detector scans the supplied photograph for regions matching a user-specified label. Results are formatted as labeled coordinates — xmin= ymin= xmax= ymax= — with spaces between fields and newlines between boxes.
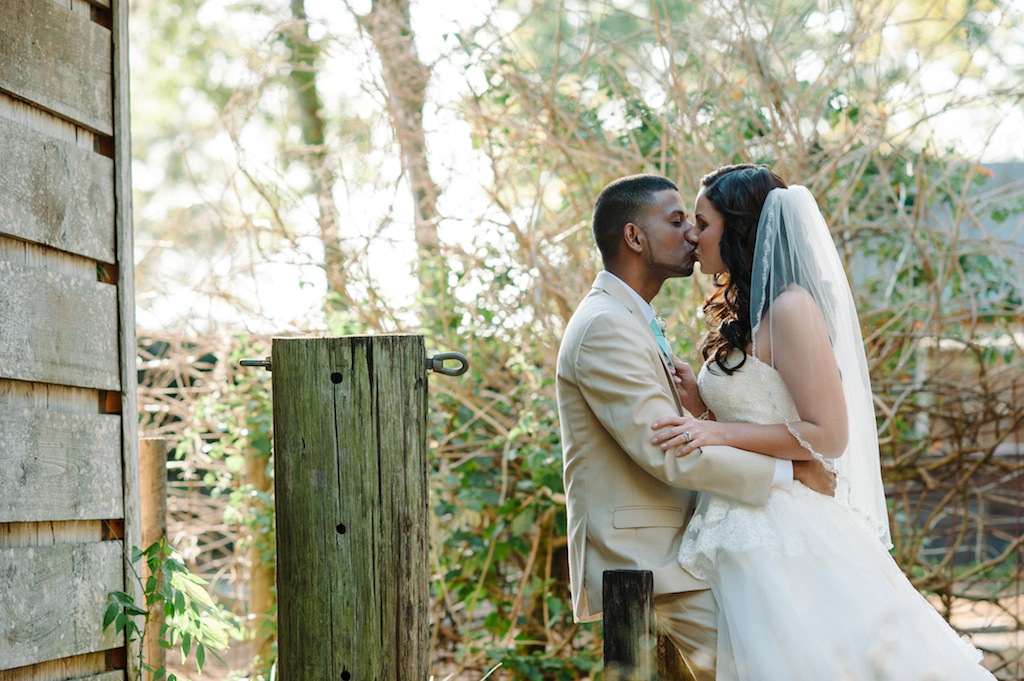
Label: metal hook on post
xmin=425 ymin=351 xmax=468 ymax=377
xmin=240 ymin=356 xmax=272 ymax=371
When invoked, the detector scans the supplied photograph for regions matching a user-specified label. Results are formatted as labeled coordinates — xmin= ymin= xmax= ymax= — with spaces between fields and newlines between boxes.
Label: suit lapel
xmin=592 ymin=272 xmax=684 ymax=414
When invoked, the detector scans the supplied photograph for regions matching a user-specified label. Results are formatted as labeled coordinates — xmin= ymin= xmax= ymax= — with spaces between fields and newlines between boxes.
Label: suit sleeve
xmin=572 ymin=313 xmax=776 ymax=505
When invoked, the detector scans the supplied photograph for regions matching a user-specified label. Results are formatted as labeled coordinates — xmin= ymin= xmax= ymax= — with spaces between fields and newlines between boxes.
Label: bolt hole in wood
xmin=336 ymin=523 xmax=346 ymax=535
xmin=341 ymin=671 xmax=351 ymax=680
xmin=330 ymin=372 xmax=343 ymax=384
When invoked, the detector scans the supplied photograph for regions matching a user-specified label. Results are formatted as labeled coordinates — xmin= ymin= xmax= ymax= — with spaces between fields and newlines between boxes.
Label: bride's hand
xmin=668 ymin=358 xmax=708 ymax=417
xmin=651 ymin=416 xmax=721 ymax=456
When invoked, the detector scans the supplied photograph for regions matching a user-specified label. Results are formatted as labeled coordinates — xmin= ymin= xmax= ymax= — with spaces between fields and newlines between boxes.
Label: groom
xmin=556 ymin=174 xmax=834 ymax=679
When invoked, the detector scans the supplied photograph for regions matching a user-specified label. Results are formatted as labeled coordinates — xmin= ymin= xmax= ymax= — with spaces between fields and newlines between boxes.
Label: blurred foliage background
xmin=130 ymin=0 xmax=1024 ymax=678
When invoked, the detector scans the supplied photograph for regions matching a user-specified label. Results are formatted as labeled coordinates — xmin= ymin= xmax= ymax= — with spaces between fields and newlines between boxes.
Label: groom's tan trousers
xmin=655 ymin=589 xmax=718 ymax=681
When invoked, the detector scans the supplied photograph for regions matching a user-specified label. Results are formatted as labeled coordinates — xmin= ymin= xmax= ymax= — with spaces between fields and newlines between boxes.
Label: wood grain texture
xmin=0 ymin=542 xmax=123 ymax=670
xmin=0 ymin=651 xmax=112 ymax=681
xmin=0 ymin=90 xmax=92 ymax=150
xmin=272 ymin=335 xmax=429 ymax=680
xmin=138 ymin=439 xmax=166 ymax=550
xmin=0 ymin=405 xmax=122 ymax=523
xmin=138 ymin=438 xmax=167 ymax=676
xmin=0 ymin=261 xmax=120 ymax=391
xmin=0 ymin=521 xmax=104 ymax=550
xmin=0 ymin=378 xmax=97 ymax=413
xmin=0 ymin=234 xmax=96 ymax=280
xmin=603 ymin=570 xmax=657 ymax=681
xmin=0 ymin=116 xmax=115 ymax=262
xmin=0 ymin=0 xmax=112 ymax=134
xmin=110 ymin=1 xmax=140 ymax=675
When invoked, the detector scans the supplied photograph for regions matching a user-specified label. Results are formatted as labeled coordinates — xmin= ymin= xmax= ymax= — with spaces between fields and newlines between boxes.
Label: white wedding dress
xmin=678 ymin=353 xmax=996 ymax=681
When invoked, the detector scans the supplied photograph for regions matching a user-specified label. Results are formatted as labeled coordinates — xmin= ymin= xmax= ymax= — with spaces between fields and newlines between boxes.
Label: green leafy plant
xmin=105 ymin=538 xmax=240 ymax=681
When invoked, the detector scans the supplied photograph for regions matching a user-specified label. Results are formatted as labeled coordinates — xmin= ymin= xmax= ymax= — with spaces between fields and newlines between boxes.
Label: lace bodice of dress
xmin=680 ymin=349 xmax=851 ymax=579
xmin=697 ymin=349 xmax=799 ymax=426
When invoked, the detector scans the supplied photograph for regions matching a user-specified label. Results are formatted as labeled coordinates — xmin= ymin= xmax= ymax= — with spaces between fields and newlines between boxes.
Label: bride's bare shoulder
xmin=775 ymin=284 xmax=814 ymax=307
xmin=767 ymin=286 xmax=822 ymax=325
xmin=755 ymin=286 xmax=831 ymax=364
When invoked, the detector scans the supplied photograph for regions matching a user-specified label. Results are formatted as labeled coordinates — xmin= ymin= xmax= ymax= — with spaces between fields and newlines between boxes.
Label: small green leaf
xmin=103 ymin=602 xmax=119 ymax=630
xmin=111 ymin=590 xmax=133 ymax=607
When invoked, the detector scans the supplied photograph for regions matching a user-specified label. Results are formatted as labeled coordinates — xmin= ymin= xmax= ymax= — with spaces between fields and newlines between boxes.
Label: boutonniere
xmin=655 ymin=316 xmax=667 ymax=333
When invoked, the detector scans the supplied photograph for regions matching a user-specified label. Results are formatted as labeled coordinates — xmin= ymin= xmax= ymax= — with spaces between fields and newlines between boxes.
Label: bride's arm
xmin=652 ymin=289 xmax=849 ymax=460
xmin=668 ymin=356 xmax=709 ymax=418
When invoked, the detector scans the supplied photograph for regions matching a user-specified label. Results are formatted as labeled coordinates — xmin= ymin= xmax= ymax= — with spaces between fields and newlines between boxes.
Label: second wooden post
xmin=272 ymin=335 xmax=429 ymax=679
xmin=604 ymin=569 xmax=657 ymax=681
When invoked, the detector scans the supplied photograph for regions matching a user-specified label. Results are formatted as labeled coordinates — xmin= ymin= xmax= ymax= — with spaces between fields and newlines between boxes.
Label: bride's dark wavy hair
xmin=698 ymin=164 xmax=788 ymax=374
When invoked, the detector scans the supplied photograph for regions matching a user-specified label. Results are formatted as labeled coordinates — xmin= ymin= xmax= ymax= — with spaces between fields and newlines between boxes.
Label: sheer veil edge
xmin=751 ymin=186 xmax=892 ymax=548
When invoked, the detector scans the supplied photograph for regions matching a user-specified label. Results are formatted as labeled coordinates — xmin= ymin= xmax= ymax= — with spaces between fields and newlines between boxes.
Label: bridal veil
xmin=750 ymin=186 xmax=892 ymax=548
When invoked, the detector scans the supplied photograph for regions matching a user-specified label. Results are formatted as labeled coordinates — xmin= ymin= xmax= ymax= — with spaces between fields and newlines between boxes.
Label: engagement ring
xmin=683 ymin=431 xmax=692 ymax=443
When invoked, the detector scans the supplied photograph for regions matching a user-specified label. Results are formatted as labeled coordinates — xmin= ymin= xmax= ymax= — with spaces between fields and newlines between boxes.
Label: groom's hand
xmin=793 ymin=459 xmax=837 ymax=497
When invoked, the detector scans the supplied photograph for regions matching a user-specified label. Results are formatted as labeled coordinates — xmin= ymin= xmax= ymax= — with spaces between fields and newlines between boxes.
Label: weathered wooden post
xmin=269 ymin=334 xmax=456 ymax=679
xmin=603 ymin=569 xmax=658 ymax=681
xmin=603 ymin=569 xmax=694 ymax=681
xmin=139 ymin=438 xmax=168 ymax=679
xmin=243 ymin=439 xmax=274 ymax=663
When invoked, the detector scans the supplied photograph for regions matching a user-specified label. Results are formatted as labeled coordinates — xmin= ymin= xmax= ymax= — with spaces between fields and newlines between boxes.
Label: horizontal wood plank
xmin=0 ymin=116 xmax=115 ymax=263
xmin=0 ymin=542 xmax=123 ymax=670
xmin=0 ymin=378 xmax=97 ymax=413
xmin=0 ymin=521 xmax=105 ymax=550
xmin=0 ymin=234 xmax=97 ymax=280
xmin=0 ymin=261 xmax=120 ymax=391
xmin=0 ymin=90 xmax=91 ymax=150
xmin=0 ymin=651 xmax=110 ymax=681
xmin=0 ymin=406 xmax=123 ymax=523
xmin=0 ymin=0 xmax=112 ymax=134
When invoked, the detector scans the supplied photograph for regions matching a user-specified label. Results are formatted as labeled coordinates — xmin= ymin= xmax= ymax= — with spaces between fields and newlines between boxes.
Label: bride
xmin=651 ymin=164 xmax=995 ymax=680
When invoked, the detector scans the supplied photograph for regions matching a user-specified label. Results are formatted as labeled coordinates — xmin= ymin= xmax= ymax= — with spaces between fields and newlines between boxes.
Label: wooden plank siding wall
xmin=0 ymin=0 xmax=138 ymax=680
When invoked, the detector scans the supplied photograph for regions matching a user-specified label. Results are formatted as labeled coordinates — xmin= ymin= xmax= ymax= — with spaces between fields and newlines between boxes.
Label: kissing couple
xmin=556 ymin=166 xmax=995 ymax=680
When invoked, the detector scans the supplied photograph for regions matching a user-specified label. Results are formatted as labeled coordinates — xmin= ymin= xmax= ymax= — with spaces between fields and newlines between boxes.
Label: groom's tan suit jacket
xmin=557 ymin=271 xmax=776 ymax=622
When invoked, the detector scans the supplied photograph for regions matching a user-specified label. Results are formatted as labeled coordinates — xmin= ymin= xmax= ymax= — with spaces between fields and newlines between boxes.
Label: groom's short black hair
xmin=593 ymin=174 xmax=679 ymax=265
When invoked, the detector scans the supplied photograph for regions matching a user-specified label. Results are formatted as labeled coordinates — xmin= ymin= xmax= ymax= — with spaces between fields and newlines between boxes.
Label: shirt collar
xmin=604 ymin=271 xmax=657 ymax=324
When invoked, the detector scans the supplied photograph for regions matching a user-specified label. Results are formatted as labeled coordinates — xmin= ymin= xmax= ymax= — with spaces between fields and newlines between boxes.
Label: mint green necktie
xmin=649 ymin=317 xmax=673 ymax=364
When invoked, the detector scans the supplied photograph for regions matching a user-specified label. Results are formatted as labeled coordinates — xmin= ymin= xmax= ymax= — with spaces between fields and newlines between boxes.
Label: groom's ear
xmin=623 ymin=222 xmax=644 ymax=254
